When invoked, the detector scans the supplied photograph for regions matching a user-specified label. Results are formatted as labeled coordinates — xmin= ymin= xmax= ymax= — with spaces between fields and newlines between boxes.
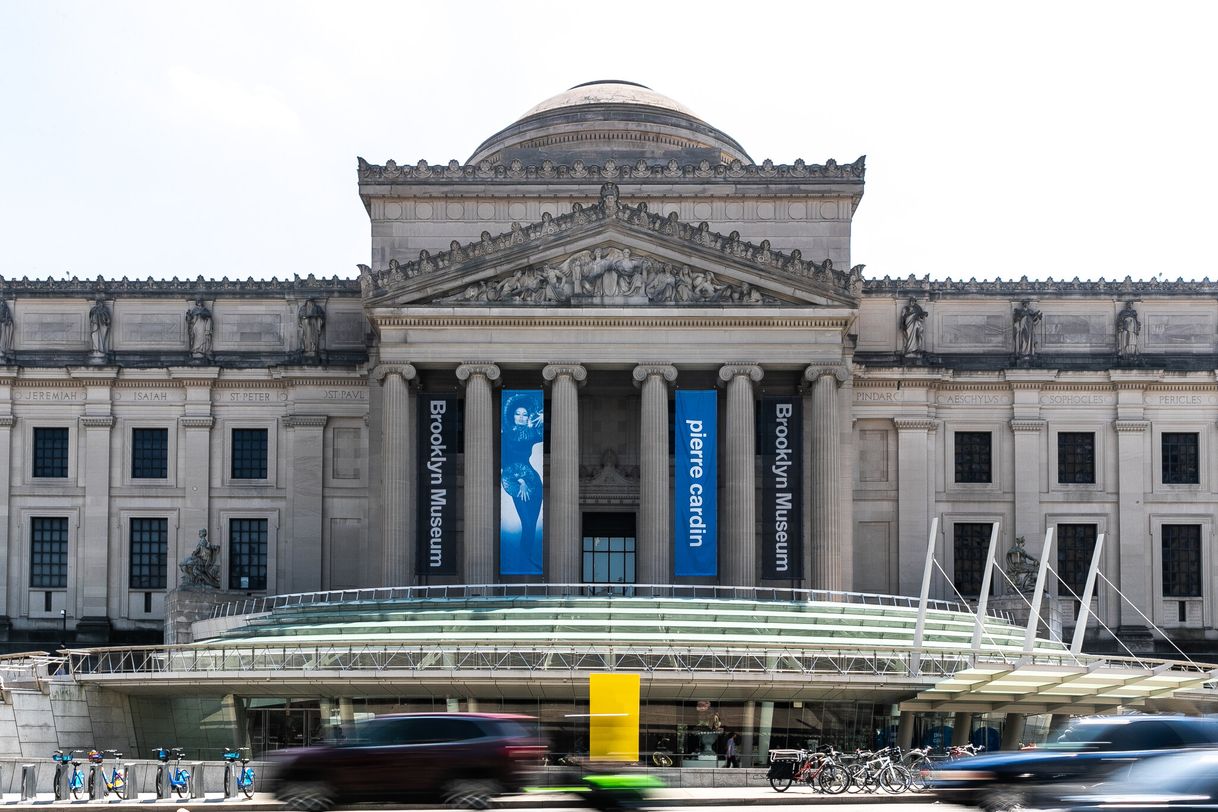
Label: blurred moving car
xmin=927 ymin=715 xmax=1218 ymax=812
xmin=1058 ymin=748 xmax=1218 ymax=812
xmin=265 ymin=712 xmax=546 ymax=810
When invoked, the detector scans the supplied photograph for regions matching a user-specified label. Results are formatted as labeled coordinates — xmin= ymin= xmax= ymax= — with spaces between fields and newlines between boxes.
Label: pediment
xmin=360 ymin=183 xmax=863 ymax=308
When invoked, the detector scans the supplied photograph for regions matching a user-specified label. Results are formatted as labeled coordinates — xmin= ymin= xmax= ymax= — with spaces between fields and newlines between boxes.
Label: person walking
xmin=724 ymin=731 xmax=740 ymax=768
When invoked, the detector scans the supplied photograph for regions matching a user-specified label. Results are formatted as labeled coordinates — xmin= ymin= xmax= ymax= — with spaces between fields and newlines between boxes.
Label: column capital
xmin=718 ymin=363 xmax=763 ymax=385
xmin=0 ymin=415 xmax=14 ymax=428
xmin=374 ymin=363 xmax=417 ymax=384
xmin=893 ymin=418 xmax=938 ymax=433
xmin=455 ymin=362 xmax=501 ymax=384
xmin=1009 ymin=419 xmax=1047 ymax=433
xmin=179 ymin=416 xmax=214 ymax=430
xmin=79 ymin=415 xmax=115 ymax=429
xmin=284 ymin=414 xmax=329 ymax=430
xmin=1114 ymin=419 xmax=1150 ymax=433
xmin=632 ymin=364 xmax=677 ymax=386
xmin=805 ymin=363 xmax=849 ymax=384
xmin=541 ymin=363 xmax=587 ymax=384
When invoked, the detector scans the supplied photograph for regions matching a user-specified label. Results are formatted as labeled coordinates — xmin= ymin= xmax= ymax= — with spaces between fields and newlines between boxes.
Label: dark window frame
xmin=30 ymin=517 xmax=69 ymax=588
xmin=131 ymin=427 xmax=169 ymax=480
xmin=32 ymin=427 xmax=70 ymax=479
xmin=1162 ymin=432 xmax=1200 ymax=485
xmin=1056 ymin=523 xmax=1098 ymax=598
xmin=230 ymin=428 xmax=269 ymax=480
xmin=1162 ymin=524 xmax=1202 ymax=598
xmin=952 ymin=522 xmax=993 ymax=598
xmin=954 ymin=431 xmax=993 ymax=484
xmin=1057 ymin=432 xmax=1096 ymax=485
xmin=229 ymin=517 xmax=268 ymax=591
xmin=129 ymin=517 xmax=168 ymax=590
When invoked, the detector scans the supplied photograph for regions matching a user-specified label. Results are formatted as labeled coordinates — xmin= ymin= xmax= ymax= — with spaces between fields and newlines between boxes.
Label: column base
xmin=74 ymin=616 xmax=113 ymax=645
xmin=1114 ymin=625 xmax=1156 ymax=654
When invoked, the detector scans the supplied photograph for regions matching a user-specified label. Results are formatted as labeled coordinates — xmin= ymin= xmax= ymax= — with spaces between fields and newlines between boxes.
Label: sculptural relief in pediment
xmin=434 ymin=247 xmax=782 ymax=306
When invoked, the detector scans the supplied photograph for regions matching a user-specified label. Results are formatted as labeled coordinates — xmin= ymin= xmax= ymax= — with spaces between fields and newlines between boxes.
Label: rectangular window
xmin=231 ymin=429 xmax=268 ymax=480
xmin=131 ymin=428 xmax=169 ymax=479
xmin=1162 ymin=524 xmax=1202 ymax=598
xmin=30 ymin=517 xmax=68 ymax=588
xmin=952 ymin=522 xmax=992 ymax=598
xmin=1162 ymin=432 xmax=1200 ymax=485
xmin=1056 ymin=524 xmax=1098 ymax=598
xmin=129 ymin=518 xmax=168 ymax=590
xmin=229 ymin=518 xmax=268 ymax=591
xmin=1057 ymin=432 xmax=1096 ymax=484
xmin=32 ymin=427 xmax=69 ymax=478
xmin=954 ymin=432 xmax=992 ymax=484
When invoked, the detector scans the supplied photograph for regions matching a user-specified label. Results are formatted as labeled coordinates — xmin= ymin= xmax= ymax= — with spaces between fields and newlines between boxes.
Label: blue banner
xmin=499 ymin=390 xmax=545 ymax=576
xmin=674 ymin=390 xmax=717 ymax=577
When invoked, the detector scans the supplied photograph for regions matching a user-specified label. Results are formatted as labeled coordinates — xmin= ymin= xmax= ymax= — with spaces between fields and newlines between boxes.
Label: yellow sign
xmin=589 ymin=673 xmax=640 ymax=761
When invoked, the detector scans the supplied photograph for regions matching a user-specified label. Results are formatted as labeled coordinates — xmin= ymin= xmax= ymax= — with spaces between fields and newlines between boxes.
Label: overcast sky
xmin=1 ymin=1 xmax=1214 ymax=283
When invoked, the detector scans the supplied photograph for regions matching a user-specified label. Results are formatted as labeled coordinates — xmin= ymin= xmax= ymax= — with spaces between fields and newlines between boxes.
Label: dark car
xmin=928 ymin=715 xmax=1218 ymax=812
xmin=265 ymin=712 xmax=546 ymax=811
xmin=1055 ymin=748 xmax=1218 ymax=812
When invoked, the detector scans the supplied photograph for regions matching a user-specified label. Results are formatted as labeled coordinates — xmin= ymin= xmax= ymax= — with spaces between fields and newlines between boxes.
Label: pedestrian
xmin=724 ymin=731 xmax=739 ymax=768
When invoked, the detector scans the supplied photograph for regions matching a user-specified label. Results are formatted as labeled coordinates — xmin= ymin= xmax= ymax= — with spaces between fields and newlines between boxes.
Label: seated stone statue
xmin=179 ymin=529 xmax=220 ymax=589
xmin=1005 ymin=536 xmax=1040 ymax=593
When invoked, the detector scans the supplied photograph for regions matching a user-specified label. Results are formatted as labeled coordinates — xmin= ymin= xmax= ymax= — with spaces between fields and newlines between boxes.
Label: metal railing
xmin=208 ymin=582 xmax=1011 ymax=621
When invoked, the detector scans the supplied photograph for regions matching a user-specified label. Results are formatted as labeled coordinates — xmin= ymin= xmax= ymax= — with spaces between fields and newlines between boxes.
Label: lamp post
xmin=59 ymin=608 xmax=67 ymax=651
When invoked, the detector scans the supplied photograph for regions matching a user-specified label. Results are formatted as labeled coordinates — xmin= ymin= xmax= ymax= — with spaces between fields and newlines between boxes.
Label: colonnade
xmin=377 ymin=362 xmax=850 ymax=589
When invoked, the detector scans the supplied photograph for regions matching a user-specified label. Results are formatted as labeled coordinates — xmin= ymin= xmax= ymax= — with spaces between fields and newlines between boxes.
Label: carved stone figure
xmin=185 ymin=298 xmax=213 ymax=360
xmin=1117 ymin=300 xmax=1141 ymax=357
xmin=900 ymin=297 xmax=928 ymax=355
xmin=1005 ymin=536 xmax=1040 ymax=593
xmin=88 ymin=296 xmax=111 ymax=359
xmin=179 ymin=529 xmax=220 ymax=589
xmin=1012 ymin=300 xmax=1041 ymax=358
xmin=0 ymin=297 xmax=14 ymax=362
xmin=297 ymin=298 xmax=326 ymax=358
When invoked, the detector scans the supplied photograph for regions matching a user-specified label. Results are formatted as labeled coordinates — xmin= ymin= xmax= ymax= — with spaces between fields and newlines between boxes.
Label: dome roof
xmin=468 ymin=80 xmax=753 ymax=166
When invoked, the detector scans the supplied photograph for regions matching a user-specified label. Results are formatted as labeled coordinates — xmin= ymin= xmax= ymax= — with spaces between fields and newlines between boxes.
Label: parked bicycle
xmin=222 ymin=746 xmax=256 ymax=799
xmin=903 ymin=746 xmax=933 ymax=792
xmin=86 ymin=749 xmax=127 ymax=800
xmin=153 ymin=747 xmax=191 ymax=798
xmin=767 ymin=747 xmax=849 ymax=794
xmin=845 ymin=745 xmax=910 ymax=794
xmin=948 ymin=743 xmax=986 ymax=760
xmin=52 ymin=750 xmax=85 ymax=800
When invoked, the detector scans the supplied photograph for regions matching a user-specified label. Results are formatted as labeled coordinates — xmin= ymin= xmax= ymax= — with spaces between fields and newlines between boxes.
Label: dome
xmin=468 ymin=80 xmax=753 ymax=166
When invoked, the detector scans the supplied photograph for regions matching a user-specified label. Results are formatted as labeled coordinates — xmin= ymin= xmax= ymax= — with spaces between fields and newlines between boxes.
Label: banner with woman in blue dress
xmin=500 ymin=390 xmax=545 ymax=575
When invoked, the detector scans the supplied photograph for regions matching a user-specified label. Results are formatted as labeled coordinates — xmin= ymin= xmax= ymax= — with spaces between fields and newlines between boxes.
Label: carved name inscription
xmin=121 ymin=314 xmax=184 ymax=345
xmin=226 ymin=391 xmax=285 ymax=403
xmin=855 ymin=389 xmax=901 ymax=402
xmin=21 ymin=313 xmax=84 ymax=345
xmin=939 ymin=314 xmax=1007 ymax=347
xmin=937 ymin=392 xmax=1011 ymax=405
xmin=16 ymin=390 xmax=81 ymax=401
xmin=1151 ymin=393 xmax=1218 ymax=406
xmin=1043 ymin=314 xmax=1110 ymax=346
xmin=323 ymin=389 xmax=367 ymax=401
xmin=218 ymin=314 xmax=283 ymax=346
xmin=1041 ymin=393 xmax=1114 ymax=406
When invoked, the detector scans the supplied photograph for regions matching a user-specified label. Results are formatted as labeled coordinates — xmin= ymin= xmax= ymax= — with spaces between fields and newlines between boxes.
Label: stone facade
xmin=1 ymin=82 xmax=1217 ymax=656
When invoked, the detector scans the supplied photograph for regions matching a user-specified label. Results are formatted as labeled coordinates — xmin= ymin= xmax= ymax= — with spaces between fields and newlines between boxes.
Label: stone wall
xmin=165 ymin=589 xmax=248 ymax=645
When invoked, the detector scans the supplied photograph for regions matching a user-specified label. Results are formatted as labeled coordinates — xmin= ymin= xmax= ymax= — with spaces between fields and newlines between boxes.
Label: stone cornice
xmin=1009 ymin=419 xmax=1047 ymax=433
xmin=1114 ymin=419 xmax=1150 ymax=433
xmin=865 ymin=276 xmax=1218 ymax=296
xmin=360 ymin=184 xmax=863 ymax=303
xmin=357 ymin=156 xmax=866 ymax=184
xmin=0 ymin=275 xmax=359 ymax=298
xmin=79 ymin=416 xmax=115 ymax=429
xmin=179 ymin=417 xmax=215 ymax=429
xmin=631 ymin=364 xmax=678 ymax=385
xmin=372 ymin=313 xmax=853 ymax=330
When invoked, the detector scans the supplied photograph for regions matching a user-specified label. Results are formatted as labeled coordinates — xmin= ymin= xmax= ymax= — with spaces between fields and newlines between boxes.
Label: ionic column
xmin=376 ymin=363 xmax=417 ymax=587
xmin=542 ymin=364 xmax=586 ymax=584
xmin=806 ymin=364 xmax=848 ymax=591
xmin=633 ymin=364 xmax=678 ymax=586
xmin=457 ymin=363 xmax=500 ymax=585
xmin=719 ymin=364 xmax=763 ymax=586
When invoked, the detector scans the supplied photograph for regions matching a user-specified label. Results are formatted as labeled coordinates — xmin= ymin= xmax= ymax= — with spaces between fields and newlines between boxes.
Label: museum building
xmin=1 ymin=81 xmax=1217 ymax=760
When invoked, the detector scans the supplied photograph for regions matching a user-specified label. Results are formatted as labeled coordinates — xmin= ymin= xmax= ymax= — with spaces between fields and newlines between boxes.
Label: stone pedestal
xmin=74 ymin=616 xmax=113 ymax=645
xmin=990 ymin=593 xmax=1063 ymax=644
xmin=165 ymin=588 xmax=249 ymax=644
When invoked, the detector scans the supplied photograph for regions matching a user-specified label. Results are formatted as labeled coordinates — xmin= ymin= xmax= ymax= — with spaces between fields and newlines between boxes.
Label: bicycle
xmin=767 ymin=747 xmax=849 ymax=794
xmin=52 ymin=750 xmax=85 ymax=800
xmin=651 ymin=736 xmax=674 ymax=768
xmin=87 ymin=749 xmax=127 ymax=800
xmin=222 ymin=746 xmax=256 ymax=799
xmin=153 ymin=747 xmax=191 ymax=798
xmin=903 ymin=746 xmax=934 ymax=792
xmin=847 ymin=745 xmax=910 ymax=794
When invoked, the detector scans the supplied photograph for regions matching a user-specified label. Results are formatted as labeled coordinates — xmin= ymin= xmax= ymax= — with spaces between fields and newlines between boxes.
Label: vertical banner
xmin=499 ymin=390 xmax=545 ymax=575
xmin=417 ymin=394 xmax=458 ymax=576
xmin=589 ymin=673 xmax=640 ymax=762
xmin=761 ymin=396 xmax=802 ymax=580
xmin=674 ymin=390 xmax=717 ymax=577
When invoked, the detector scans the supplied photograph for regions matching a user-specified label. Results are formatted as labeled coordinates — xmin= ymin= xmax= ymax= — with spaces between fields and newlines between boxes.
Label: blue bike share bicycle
xmin=222 ymin=747 xmax=256 ymax=799
xmin=153 ymin=747 xmax=191 ymax=798
xmin=52 ymin=750 xmax=85 ymax=800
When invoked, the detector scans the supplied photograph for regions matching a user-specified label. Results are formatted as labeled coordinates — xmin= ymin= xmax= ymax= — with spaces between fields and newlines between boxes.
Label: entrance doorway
xmin=581 ymin=512 xmax=637 ymax=593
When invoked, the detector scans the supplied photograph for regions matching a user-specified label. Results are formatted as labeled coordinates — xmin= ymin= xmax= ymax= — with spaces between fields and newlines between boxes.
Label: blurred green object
xmin=582 ymin=774 xmax=666 ymax=790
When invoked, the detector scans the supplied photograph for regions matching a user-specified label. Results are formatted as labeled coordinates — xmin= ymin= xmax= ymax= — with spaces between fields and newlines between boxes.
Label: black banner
xmin=761 ymin=396 xmax=802 ymax=580
xmin=417 ymin=394 xmax=459 ymax=576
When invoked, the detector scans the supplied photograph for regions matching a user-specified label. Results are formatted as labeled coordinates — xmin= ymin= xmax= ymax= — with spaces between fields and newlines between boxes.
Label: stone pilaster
xmin=895 ymin=418 xmax=937 ymax=596
xmin=284 ymin=414 xmax=328 ymax=592
xmin=542 ymin=363 xmax=586 ymax=583
xmin=1011 ymin=418 xmax=1047 ymax=567
xmin=456 ymin=363 xmax=500 ymax=585
xmin=633 ymin=364 xmax=678 ymax=586
xmin=80 ymin=414 xmax=115 ymax=622
xmin=171 ymin=367 xmax=219 ymax=589
xmin=806 ymin=364 xmax=849 ymax=591
xmin=719 ymin=364 xmax=763 ymax=586
xmin=1115 ymin=417 xmax=1151 ymax=627
xmin=376 ymin=363 xmax=417 ymax=587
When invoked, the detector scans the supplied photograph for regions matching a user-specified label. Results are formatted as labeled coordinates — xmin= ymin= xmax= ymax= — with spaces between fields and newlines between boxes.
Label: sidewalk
xmin=0 ymin=787 xmax=936 ymax=809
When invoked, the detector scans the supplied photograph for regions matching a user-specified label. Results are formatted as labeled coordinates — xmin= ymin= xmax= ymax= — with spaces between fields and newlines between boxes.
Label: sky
xmin=1 ymin=0 xmax=1215 ymax=283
